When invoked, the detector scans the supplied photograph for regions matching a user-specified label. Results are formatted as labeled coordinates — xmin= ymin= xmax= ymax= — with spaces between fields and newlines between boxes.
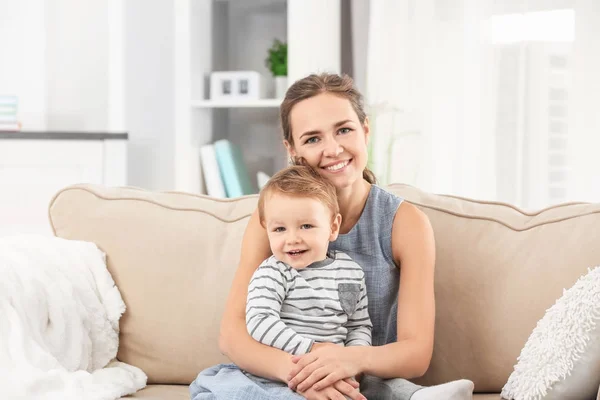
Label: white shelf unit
xmin=174 ymin=0 xmax=341 ymax=194
xmin=191 ymin=99 xmax=282 ymax=108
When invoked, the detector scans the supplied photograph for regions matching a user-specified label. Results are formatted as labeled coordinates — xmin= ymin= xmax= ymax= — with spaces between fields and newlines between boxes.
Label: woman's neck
xmin=336 ymin=179 xmax=372 ymax=234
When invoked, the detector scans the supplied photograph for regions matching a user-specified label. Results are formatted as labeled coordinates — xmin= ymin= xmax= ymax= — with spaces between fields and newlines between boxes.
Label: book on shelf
xmin=0 ymin=95 xmax=20 ymax=132
xmin=213 ymin=139 xmax=255 ymax=198
xmin=0 ymin=123 xmax=21 ymax=132
xmin=0 ymin=105 xmax=17 ymax=115
xmin=0 ymin=114 xmax=18 ymax=123
xmin=200 ymin=143 xmax=226 ymax=198
xmin=0 ymin=95 xmax=18 ymax=106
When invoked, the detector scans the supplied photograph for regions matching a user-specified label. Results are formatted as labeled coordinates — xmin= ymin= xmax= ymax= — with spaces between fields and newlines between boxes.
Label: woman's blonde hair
xmin=258 ymin=165 xmax=339 ymax=226
xmin=279 ymin=73 xmax=377 ymax=184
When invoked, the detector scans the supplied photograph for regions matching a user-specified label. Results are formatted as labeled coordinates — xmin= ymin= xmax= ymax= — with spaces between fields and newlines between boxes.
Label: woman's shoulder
xmin=366 ymin=185 xmax=404 ymax=221
xmin=391 ymin=200 xmax=434 ymax=257
xmin=372 ymin=185 xmax=431 ymax=239
xmin=394 ymin=200 xmax=430 ymax=228
xmin=371 ymin=184 xmax=404 ymax=201
xmin=371 ymin=184 xmax=404 ymax=207
xmin=369 ymin=185 xmax=433 ymax=251
xmin=371 ymin=184 xmax=430 ymax=223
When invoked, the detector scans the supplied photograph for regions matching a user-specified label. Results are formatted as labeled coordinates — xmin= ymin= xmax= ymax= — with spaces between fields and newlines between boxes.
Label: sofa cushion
xmin=121 ymin=385 xmax=189 ymax=399
xmin=118 ymin=385 xmax=501 ymax=400
xmin=49 ymin=183 xmax=600 ymax=391
xmin=49 ymin=185 xmax=257 ymax=384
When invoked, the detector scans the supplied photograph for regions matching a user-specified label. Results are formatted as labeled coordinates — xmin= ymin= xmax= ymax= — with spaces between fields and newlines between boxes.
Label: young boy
xmin=190 ymin=165 xmax=371 ymax=400
xmin=247 ymin=165 xmax=372 ymax=355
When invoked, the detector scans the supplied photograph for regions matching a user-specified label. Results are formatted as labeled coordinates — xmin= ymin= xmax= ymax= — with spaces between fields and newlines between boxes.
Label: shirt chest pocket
xmin=338 ymin=283 xmax=361 ymax=315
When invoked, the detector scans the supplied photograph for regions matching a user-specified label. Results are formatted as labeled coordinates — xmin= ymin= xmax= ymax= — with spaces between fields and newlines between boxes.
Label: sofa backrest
xmin=48 ymin=183 xmax=600 ymax=391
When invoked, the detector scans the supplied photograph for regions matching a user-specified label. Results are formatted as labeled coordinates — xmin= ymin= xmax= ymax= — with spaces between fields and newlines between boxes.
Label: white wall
xmin=125 ymin=0 xmax=175 ymax=190
xmin=287 ymin=0 xmax=340 ymax=83
xmin=0 ymin=0 xmax=123 ymax=132
xmin=0 ymin=0 xmax=47 ymax=130
xmin=45 ymin=0 xmax=110 ymax=130
xmin=569 ymin=0 xmax=600 ymax=202
xmin=0 ymin=0 xmax=172 ymax=190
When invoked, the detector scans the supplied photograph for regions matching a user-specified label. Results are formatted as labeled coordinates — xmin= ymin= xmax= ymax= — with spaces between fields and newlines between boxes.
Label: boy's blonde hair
xmin=258 ymin=165 xmax=339 ymax=226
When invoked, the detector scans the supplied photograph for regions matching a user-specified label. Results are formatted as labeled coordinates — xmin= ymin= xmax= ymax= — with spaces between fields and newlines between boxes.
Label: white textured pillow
xmin=501 ymin=266 xmax=600 ymax=400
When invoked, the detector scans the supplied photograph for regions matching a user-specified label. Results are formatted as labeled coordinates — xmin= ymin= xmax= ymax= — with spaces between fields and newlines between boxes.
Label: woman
xmin=218 ymin=73 xmax=474 ymax=400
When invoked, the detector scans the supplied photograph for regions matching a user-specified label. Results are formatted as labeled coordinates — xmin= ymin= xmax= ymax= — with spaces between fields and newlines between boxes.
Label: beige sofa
xmin=47 ymin=183 xmax=600 ymax=400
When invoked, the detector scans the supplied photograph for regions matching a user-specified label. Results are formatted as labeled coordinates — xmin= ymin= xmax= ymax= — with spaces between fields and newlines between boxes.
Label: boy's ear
xmin=329 ymin=213 xmax=342 ymax=242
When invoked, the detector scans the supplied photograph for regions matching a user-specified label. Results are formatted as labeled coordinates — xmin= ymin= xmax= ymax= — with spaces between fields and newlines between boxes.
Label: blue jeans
xmin=190 ymin=364 xmax=422 ymax=400
xmin=189 ymin=364 xmax=304 ymax=400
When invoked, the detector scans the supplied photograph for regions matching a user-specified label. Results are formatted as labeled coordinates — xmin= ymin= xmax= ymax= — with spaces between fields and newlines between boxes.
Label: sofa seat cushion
xmin=119 ymin=386 xmax=502 ymax=400
xmin=120 ymin=385 xmax=502 ymax=400
xmin=121 ymin=385 xmax=189 ymax=399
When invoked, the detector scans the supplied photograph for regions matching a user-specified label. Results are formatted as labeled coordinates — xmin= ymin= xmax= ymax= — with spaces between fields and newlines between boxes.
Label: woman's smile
xmin=321 ymin=158 xmax=352 ymax=173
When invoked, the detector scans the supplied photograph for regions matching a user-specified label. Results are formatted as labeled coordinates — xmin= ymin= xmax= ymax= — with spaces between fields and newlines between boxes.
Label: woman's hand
xmin=296 ymin=378 xmax=365 ymax=400
xmin=288 ymin=343 xmax=364 ymax=393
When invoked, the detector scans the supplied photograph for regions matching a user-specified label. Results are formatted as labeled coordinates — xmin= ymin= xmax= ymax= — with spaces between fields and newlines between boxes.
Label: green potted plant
xmin=265 ymin=39 xmax=287 ymax=98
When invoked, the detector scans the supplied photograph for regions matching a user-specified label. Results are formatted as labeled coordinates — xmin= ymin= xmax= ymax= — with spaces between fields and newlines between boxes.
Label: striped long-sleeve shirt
xmin=246 ymin=250 xmax=372 ymax=356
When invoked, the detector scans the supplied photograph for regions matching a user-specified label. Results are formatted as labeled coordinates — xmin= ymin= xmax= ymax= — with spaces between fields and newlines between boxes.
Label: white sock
xmin=411 ymin=379 xmax=474 ymax=400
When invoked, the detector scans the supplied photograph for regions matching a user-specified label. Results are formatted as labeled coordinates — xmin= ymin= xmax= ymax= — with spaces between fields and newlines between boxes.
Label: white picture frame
xmin=210 ymin=71 xmax=263 ymax=100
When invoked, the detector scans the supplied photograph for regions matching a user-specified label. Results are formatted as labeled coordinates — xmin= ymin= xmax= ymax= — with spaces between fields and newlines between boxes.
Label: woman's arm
xmin=358 ymin=201 xmax=436 ymax=378
xmin=218 ymin=209 xmax=294 ymax=382
xmin=288 ymin=202 xmax=436 ymax=390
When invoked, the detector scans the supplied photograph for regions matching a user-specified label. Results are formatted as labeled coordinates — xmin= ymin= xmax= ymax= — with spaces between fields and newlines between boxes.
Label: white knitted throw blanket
xmin=0 ymin=235 xmax=147 ymax=400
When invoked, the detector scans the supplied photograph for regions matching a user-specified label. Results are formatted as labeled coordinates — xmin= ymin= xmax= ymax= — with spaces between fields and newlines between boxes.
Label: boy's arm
xmin=246 ymin=263 xmax=314 ymax=355
xmin=344 ymin=278 xmax=372 ymax=347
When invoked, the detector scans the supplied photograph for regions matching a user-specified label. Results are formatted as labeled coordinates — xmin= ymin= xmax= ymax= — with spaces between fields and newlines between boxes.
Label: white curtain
xmin=357 ymin=0 xmax=600 ymax=209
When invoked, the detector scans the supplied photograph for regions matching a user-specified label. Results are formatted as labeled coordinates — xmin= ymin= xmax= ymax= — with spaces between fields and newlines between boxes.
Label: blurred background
xmin=1 ymin=0 xmax=599 ymax=236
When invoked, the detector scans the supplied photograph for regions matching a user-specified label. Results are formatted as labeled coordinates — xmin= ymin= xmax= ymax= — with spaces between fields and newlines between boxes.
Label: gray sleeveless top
xmin=328 ymin=185 xmax=403 ymax=346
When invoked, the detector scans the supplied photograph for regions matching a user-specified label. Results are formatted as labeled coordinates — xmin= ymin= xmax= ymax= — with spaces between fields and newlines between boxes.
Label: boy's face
xmin=263 ymin=193 xmax=341 ymax=269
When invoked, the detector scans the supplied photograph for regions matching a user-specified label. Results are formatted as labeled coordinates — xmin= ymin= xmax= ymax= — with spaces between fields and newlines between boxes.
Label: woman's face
xmin=285 ymin=93 xmax=370 ymax=190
